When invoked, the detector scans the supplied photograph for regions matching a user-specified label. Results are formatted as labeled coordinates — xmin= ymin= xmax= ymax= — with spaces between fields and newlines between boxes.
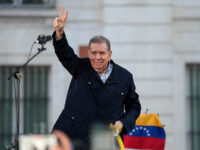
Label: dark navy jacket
xmin=52 ymin=32 xmax=141 ymax=142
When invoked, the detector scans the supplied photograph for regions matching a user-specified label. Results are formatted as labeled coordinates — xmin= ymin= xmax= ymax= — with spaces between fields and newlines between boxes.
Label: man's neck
xmin=98 ymin=63 xmax=110 ymax=76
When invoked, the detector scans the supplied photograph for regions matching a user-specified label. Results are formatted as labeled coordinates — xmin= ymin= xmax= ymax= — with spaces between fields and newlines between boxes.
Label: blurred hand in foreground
xmin=52 ymin=130 xmax=73 ymax=150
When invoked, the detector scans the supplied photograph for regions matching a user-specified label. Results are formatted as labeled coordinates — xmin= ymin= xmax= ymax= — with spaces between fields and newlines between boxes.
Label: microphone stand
xmin=6 ymin=44 xmax=46 ymax=150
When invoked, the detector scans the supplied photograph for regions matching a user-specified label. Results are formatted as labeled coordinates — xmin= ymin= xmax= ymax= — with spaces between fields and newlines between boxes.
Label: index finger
xmin=58 ymin=5 xmax=63 ymax=18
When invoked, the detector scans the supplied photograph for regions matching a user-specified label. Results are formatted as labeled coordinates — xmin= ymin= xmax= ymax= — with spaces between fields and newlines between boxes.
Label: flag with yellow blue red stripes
xmin=124 ymin=114 xmax=166 ymax=150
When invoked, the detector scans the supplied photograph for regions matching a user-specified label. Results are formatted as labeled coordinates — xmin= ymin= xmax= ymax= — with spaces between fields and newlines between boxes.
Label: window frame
xmin=187 ymin=64 xmax=200 ymax=150
xmin=0 ymin=65 xmax=50 ymax=148
xmin=0 ymin=0 xmax=55 ymax=9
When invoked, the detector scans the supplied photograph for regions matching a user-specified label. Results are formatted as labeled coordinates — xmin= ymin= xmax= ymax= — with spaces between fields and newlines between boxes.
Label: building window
xmin=0 ymin=0 xmax=12 ymax=4
xmin=23 ymin=66 xmax=49 ymax=134
xmin=22 ymin=0 xmax=43 ymax=4
xmin=0 ymin=66 xmax=49 ymax=149
xmin=187 ymin=64 xmax=200 ymax=150
xmin=0 ymin=0 xmax=54 ymax=8
xmin=0 ymin=67 xmax=13 ymax=149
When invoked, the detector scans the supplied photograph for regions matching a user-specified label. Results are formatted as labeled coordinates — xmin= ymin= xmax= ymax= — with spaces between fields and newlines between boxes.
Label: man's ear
xmin=88 ymin=50 xmax=91 ymax=58
xmin=109 ymin=50 xmax=112 ymax=58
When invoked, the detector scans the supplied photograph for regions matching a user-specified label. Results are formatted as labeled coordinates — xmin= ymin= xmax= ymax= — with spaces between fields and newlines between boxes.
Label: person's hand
xmin=114 ymin=121 xmax=123 ymax=133
xmin=52 ymin=130 xmax=73 ymax=150
xmin=54 ymin=5 xmax=69 ymax=40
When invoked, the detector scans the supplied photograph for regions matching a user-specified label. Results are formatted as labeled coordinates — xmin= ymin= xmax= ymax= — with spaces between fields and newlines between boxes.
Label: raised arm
xmin=53 ymin=6 xmax=81 ymax=77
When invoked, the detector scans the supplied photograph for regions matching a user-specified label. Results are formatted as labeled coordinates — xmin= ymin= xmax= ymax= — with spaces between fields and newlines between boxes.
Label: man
xmin=52 ymin=6 xmax=141 ymax=148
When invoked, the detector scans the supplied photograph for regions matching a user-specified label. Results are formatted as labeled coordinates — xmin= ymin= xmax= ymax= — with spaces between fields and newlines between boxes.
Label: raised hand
xmin=54 ymin=5 xmax=69 ymax=39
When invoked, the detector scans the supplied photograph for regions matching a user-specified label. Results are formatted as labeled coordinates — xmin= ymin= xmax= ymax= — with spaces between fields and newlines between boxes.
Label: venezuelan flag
xmin=124 ymin=114 xmax=166 ymax=150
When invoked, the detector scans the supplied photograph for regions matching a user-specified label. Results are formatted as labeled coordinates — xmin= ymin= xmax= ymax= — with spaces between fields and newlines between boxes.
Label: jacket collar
xmin=105 ymin=60 xmax=120 ymax=84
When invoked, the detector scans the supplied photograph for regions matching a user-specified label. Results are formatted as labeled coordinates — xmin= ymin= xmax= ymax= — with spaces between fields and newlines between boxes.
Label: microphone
xmin=35 ymin=34 xmax=52 ymax=44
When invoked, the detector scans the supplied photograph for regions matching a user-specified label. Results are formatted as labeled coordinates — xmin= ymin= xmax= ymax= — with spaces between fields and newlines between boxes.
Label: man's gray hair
xmin=89 ymin=35 xmax=111 ymax=51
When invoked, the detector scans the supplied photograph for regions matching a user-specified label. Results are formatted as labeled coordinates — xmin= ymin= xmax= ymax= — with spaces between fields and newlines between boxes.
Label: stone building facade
xmin=0 ymin=0 xmax=200 ymax=149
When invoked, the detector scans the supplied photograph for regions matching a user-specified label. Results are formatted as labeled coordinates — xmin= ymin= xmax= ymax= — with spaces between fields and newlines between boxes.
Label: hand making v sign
xmin=54 ymin=5 xmax=69 ymax=40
